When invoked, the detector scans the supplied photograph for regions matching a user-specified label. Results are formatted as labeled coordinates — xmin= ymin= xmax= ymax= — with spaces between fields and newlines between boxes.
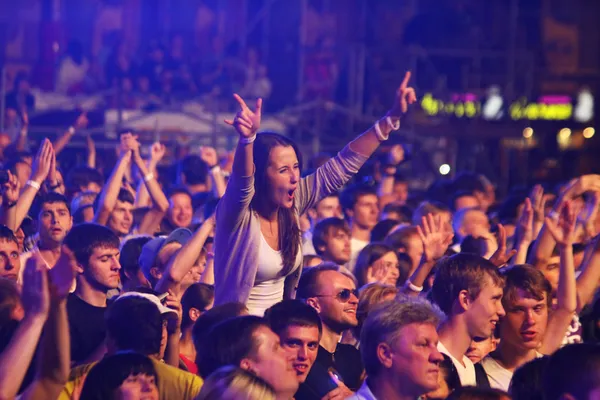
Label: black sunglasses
xmin=314 ymin=288 xmax=359 ymax=303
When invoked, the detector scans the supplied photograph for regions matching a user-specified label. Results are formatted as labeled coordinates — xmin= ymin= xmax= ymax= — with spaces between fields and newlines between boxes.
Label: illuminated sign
xmin=420 ymin=89 xmax=593 ymax=122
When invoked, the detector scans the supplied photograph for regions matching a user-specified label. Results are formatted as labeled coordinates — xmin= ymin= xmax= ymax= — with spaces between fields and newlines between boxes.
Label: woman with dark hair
xmin=214 ymin=73 xmax=416 ymax=315
xmin=354 ymin=242 xmax=401 ymax=288
xmin=79 ymin=353 xmax=159 ymax=400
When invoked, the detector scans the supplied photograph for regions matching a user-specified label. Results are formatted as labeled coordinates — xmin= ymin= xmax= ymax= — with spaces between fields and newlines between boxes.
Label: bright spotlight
xmin=583 ymin=127 xmax=595 ymax=139
xmin=439 ymin=164 xmax=451 ymax=175
xmin=558 ymin=128 xmax=572 ymax=140
xmin=523 ymin=127 xmax=533 ymax=138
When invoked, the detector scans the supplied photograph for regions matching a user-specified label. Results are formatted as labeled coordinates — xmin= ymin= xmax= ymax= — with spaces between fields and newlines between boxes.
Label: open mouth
xmin=293 ymin=364 xmax=309 ymax=374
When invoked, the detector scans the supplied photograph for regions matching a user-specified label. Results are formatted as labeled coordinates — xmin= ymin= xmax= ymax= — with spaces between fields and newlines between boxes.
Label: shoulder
xmin=152 ymin=359 xmax=203 ymax=387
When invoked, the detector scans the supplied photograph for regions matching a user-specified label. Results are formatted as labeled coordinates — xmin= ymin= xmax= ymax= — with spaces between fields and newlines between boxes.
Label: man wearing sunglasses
xmin=295 ymin=265 xmax=364 ymax=399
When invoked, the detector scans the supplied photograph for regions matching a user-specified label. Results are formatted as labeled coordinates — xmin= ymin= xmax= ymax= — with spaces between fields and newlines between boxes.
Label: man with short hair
xmin=0 ymin=225 xmax=21 ymax=281
xmin=198 ymin=315 xmax=299 ymax=400
xmin=163 ymin=187 xmax=195 ymax=233
xmin=20 ymin=193 xmax=73 ymax=276
xmin=63 ymin=223 xmax=122 ymax=365
xmin=312 ymin=218 xmax=351 ymax=266
xmin=350 ymin=296 xmax=445 ymax=400
xmin=297 ymin=265 xmax=363 ymax=393
xmin=265 ymin=300 xmax=322 ymax=383
xmin=482 ymin=265 xmax=576 ymax=390
xmin=340 ymin=185 xmax=379 ymax=269
xmin=61 ymin=292 xmax=202 ymax=399
xmin=303 ymin=194 xmax=343 ymax=255
xmin=431 ymin=253 xmax=506 ymax=386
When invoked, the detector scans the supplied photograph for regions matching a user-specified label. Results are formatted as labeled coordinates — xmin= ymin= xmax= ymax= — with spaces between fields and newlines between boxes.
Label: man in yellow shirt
xmin=59 ymin=292 xmax=202 ymax=399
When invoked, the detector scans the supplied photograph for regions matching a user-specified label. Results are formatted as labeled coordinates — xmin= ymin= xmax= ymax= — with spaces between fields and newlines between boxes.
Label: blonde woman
xmin=195 ymin=366 xmax=276 ymax=400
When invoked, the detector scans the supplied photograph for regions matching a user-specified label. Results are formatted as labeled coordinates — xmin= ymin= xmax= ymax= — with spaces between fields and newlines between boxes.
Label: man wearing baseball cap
xmin=138 ymin=228 xmax=193 ymax=289
xmin=60 ymin=291 xmax=202 ymax=400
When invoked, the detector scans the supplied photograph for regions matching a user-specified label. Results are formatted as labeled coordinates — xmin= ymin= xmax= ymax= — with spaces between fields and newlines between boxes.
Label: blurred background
xmin=0 ymin=0 xmax=599 ymax=195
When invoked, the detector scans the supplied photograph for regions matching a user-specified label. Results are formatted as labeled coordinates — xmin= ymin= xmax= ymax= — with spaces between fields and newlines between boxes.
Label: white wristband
xmin=26 ymin=180 xmax=41 ymax=191
xmin=386 ymin=116 xmax=400 ymax=130
xmin=68 ymin=126 xmax=76 ymax=135
xmin=210 ymin=165 xmax=221 ymax=174
xmin=405 ymin=279 xmax=424 ymax=293
xmin=143 ymin=173 xmax=155 ymax=183
xmin=374 ymin=121 xmax=389 ymax=142
xmin=240 ymin=135 xmax=257 ymax=144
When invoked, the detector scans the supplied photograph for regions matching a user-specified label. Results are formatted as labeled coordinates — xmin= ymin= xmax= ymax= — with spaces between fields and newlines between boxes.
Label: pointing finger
xmin=232 ymin=93 xmax=250 ymax=111
xmin=400 ymin=71 xmax=412 ymax=90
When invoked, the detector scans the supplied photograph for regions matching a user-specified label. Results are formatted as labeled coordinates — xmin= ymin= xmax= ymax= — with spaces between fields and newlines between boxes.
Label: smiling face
xmin=280 ymin=325 xmax=320 ymax=383
xmin=168 ymin=193 xmax=193 ymax=228
xmin=38 ymin=201 xmax=72 ymax=245
xmin=464 ymin=275 xmax=506 ymax=339
xmin=500 ymin=289 xmax=549 ymax=351
xmin=243 ymin=326 xmax=299 ymax=396
xmin=373 ymin=251 xmax=401 ymax=286
xmin=310 ymin=270 xmax=358 ymax=332
xmin=264 ymin=145 xmax=300 ymax=209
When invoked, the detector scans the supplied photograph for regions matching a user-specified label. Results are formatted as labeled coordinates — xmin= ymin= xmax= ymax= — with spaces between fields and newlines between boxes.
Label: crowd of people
xmin=0 ymin=69 xmax=599 ymax=400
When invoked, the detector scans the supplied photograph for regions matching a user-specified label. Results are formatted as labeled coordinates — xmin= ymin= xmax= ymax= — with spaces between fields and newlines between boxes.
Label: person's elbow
xmin=154 ymin=200 xmax=169 ymax=214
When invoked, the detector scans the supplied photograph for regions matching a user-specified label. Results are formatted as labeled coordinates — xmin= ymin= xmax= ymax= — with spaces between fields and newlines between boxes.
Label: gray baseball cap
xmin=138 ymin=228 xmax=193 ymax=282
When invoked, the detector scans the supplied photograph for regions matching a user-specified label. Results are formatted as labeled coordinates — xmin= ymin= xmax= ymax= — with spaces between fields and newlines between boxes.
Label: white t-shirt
xmin=246 ymin=232 xmax=300 ymax=316
xmin=481 ymin=352 xmax=543 ymax=391
xmin=437 ymin=340 xmax=477 ymax=387
xmin=302 ymin=230 xmax=316 ymax=256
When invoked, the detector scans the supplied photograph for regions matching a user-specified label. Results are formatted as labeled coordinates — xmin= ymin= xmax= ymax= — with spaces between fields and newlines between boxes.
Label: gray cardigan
xmin=214 ymin=144 xmax=369 ymax=306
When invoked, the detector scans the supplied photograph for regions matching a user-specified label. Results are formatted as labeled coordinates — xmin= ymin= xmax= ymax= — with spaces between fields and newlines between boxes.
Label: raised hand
xmin=224 ymin=94 xmax=262 ymax=138
xmin=48 ymin=145 xmax=58 ymax=186
xmin=417 ymin=214 xmax=454 ymax=263
xmin=545 ymin=201 xmax=577 ymax=248
xmin=31 ymin=139 xmax=54 ymax=183
xmin=48 ymin=246 xmax=77 ymax=299
xmin=150 ymin=142 xmax=166 ymax=166
xmin=119 ymin=132 xmax=137 ymax=161
xmin=366 ymin=259 xmax=391 ymax=284
xmin=530 ymin=185 xmax=545 ymax=225
xmin=22 ymin=254 xmax=50 ymax=320
xmin=200 ymin=146 xmax=218 ymax=168
xmin=387 ymin=144 xmax=405 ymax=166
xmin=74 ymin=112 xmax=89 ymax=130
xmin=388 ymin=71 xmax=417 ymax=118
xmin=489 ymin=224 xmax=517 ymax=267
xmin=164 ymin=290 xmax=182 ymax=334
xmin=21 ymin=110 xmax=29 ymax=128
xmin=2 ymin=171 xmax=20 ymax=204
xmin=515 ymin=198 xmax=534 ymax=245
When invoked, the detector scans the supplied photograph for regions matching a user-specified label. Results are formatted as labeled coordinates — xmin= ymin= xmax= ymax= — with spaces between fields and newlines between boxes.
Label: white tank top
xmin=246 ymin=232 xmax=298 ymax=316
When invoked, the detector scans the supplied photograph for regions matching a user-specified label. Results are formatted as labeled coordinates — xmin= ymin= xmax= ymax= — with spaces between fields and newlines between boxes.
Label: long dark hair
xmin=252 ymin=132 xmax=303 ymax=275
xmin=79 ymin=353 xmax=157 ymax=400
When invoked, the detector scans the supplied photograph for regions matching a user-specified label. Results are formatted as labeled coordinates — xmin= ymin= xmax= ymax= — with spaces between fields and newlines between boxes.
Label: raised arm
xmin=574 ymin=236 xmax=600 ymax=313
xmin=155 ymin=216 xmax=216 ymax=297
xmin=94 ymin=135 xmax=133 ymax=226
xmin=216 ymin=95 xmax=262 ymax=230
xmin=512 ymin=198 xmax=534 ymax=265
xmin=53 ymin=112 xmax=88 ymax=155
xmin=201 ymin=146 xmax=226 ymax=199
xmin=11 ymin=139 xmax=53 ymax=230
xmin=20 ymin=247 xmax=76 ymax=400
xmin=540 ymin=201 xmax=577 ymax=354
xmin=133 ymin=140 xmax=169 ymax=235
xmin=0 ymin=256 xmax=49 ymax=400
xmin=296 ymin=72 xmax=417 ymax=214
xmin=401 ymin=214 xmax=453 ymax=296
xmin=86 ymin=134 xmax=97 ymax=169
xmin=378 ymin=145 xmax=405 ymax=197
